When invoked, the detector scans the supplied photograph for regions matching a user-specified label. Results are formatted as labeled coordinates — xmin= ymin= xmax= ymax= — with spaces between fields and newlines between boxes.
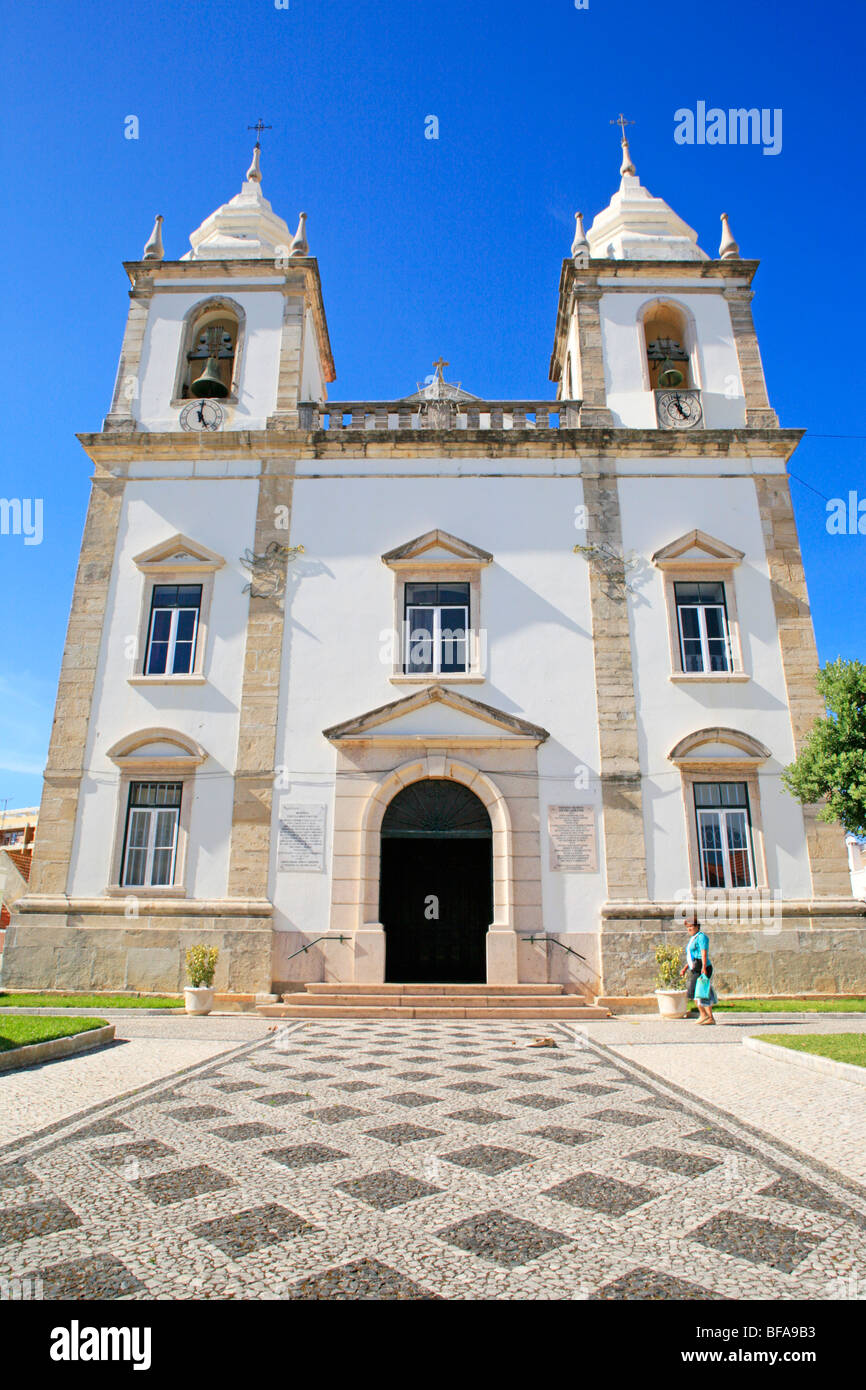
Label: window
xmin=694 ymin=783 xmax=755 ymax=889
xmin=121 ymin=782 xmax=182 ymax=888
xmin=144 ymin=585 xmax=202 ymax=675
xmin=675 ymin=581 xmax=731 ymax=673
xmin=404 ymin=582 xmax=469 ymax=674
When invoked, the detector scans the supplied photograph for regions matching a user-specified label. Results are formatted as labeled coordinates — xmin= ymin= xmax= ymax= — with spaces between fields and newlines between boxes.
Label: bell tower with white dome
xmin=104 ymin=141 xmax=334 ymax=435
xmin=550 ymin=122 xmax=778 ymax=432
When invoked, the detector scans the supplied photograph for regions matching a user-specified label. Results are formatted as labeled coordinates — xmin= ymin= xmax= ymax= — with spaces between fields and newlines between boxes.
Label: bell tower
xmin=549 ymin=126 xmax=778 ymax=431
xmin=103 ymin=141 xmax=335 ymax=435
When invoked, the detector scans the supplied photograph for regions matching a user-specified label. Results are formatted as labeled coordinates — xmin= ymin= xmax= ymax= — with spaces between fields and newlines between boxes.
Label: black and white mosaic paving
xmin=1 ymin=1020 xmax=864 ymax=1301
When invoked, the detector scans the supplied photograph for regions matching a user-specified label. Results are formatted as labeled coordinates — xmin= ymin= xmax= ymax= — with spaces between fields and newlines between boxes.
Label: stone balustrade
xmin=298 ymin=400 xmax=583 ymax=431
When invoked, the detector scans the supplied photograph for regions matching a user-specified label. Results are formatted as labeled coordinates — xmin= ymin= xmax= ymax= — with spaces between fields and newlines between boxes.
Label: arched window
xmin=642 ymin=300 xmax=692 ymax=391
xmin=175 ymin=299 xmax=244 ymax=401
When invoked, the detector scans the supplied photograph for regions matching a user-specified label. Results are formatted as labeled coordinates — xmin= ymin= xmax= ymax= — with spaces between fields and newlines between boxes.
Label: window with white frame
xmin=694 ymin=782 xmax=755 ymax=889
xmin=144 ymin=585 xmax=202 ymax=675
xmin=675 ymin=581 xmax=732 ymax=673
xmin=121 ymin=782 xmax=182 ymax=888
xmin=403 ymin=582 xmax=469 ymax=674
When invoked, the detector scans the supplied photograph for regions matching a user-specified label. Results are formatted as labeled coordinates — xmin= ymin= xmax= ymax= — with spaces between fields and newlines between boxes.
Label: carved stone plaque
xmin=548 ymin=805 xmax=598 ymax=873
xmin=277 ymin=801 xmax=327 ymax=872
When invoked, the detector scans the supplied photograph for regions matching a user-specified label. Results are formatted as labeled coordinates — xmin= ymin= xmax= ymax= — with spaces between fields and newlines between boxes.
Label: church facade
xmin=4 ymin=136 xmax=863 ymax=999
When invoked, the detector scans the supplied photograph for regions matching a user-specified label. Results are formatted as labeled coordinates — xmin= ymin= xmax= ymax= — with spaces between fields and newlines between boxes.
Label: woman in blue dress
xmin=679 ymin=918 xmax=717 ymax=1025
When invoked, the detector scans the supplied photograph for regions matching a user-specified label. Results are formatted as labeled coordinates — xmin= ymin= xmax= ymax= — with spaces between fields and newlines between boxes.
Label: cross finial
xmin=433 ymin=356 xmax=449 ymax=380
xmin=610 ymin=112 xmax=636 ymax=177
xmin=247 ymin=119 xmax=272 ymax=144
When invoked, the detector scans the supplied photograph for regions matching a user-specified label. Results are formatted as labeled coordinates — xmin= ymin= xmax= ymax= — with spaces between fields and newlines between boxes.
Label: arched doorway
xmin=379 ymin=779 xmax=493 ymax=982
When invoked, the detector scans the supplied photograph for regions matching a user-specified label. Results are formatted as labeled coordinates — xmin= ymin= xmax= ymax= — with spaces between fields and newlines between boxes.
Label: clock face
xmin=179 ymin=399 xmax=225 ymax=432
xmin=656 ymin=390 xmax=703 ymax=430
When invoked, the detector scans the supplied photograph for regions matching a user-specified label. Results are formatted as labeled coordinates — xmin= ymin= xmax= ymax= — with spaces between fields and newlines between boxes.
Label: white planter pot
xmin=655 ymin=988 xmax=689 ymax=1020
xmin=184 ymin=986 xmax=215 ymax=1016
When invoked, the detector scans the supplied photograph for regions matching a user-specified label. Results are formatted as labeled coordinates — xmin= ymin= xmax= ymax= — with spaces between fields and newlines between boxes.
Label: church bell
xmin=657 ymin=359 xmax=685 ymax=389
xmin=190 ymin=357 xmax=229 ymax=398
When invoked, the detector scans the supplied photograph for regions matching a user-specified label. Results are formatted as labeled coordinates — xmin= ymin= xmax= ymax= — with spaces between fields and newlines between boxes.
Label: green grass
xmin=0 ymin=992 xmax=183 ymax=1010
xmin=0 ymin=1016 xmax=109 ymax=1053
xmin=757 ymin=1033 xmax=866 ymax=1068
xmin=716 ymin=997 xmax=866 ymax=1013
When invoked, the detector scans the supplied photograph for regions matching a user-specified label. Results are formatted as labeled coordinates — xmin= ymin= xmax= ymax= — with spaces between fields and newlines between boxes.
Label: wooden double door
xmin=379 ymin=836 xmax=493 ymax=983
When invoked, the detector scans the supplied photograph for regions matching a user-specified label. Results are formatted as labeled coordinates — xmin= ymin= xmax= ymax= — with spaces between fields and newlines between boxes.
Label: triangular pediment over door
xmin=323 ymin=684 xmax=549 ymax=748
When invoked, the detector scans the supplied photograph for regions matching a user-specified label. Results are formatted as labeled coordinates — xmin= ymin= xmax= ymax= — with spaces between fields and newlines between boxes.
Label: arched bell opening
xmin=642 ymin=300 xmax=693 ymax=391
xmin=379 ymin=778 xmax=493 ymax=983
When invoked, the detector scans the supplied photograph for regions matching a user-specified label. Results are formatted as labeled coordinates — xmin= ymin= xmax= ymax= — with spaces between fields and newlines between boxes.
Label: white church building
xmin=4 ymin=133 xmax=863 ymax=1002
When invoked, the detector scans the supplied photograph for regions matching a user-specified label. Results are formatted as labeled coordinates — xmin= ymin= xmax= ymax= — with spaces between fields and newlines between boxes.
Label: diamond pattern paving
xmin=337 ymin=1169 xmax=442 ymax=1210
xmin=193 ymin=1203 xmax=316 ymax=1257
xmin=1 ymin=1018 xmax=862 ymax=1301
xmin=436 ymin=1209 xmax=570 ymax=1267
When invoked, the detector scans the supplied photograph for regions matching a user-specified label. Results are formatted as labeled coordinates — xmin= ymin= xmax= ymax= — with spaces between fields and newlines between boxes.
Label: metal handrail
xmin=519 ymin=934 xmax=588 ymax=965
xmin=281 ymin=934 xmax=348 ymax=965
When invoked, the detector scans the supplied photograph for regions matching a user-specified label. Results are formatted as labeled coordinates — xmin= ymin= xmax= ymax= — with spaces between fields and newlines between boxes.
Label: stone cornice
xmin=77 ymin=426 xmax=806 ymax=469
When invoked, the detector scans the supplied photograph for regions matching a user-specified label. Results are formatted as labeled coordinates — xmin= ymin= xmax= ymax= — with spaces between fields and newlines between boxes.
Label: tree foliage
xmin=782 ymin=659 xmax=866 ymax=836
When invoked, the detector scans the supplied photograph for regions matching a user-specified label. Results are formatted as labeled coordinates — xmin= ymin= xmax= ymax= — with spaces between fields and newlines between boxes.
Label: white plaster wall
xmin=270 ymin=471 xmax=606 ymax=939
xmin=598 ymin=289 xmax=747 ymax=429
xmin=618 ymin=473 xmax=812 ymax=902
xmin=300 ymin=309 xmax=324 ymax=402
xmin=134 ymin=288 xmax=285 ymax=431
xmin=68 ymin=479 xmax=259 ymax=898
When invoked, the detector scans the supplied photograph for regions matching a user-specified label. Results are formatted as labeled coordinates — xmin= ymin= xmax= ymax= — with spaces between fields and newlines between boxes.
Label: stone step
xmin=302 ymin=982 xmax=566 ymax=996
xmin=259 ymin=1003 xmax=610 ymax=1020
xmin=281 ymin=992 xmax=592 ymax=1009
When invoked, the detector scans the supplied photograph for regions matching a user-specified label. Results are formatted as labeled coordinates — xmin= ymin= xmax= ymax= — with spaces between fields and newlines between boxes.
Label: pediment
xmin=652 ymin=529 xmax=744 ymax=569
xmin=669 ymin=727 xmax=770 ymax=764
xmin=106 ymin=727 xmax=209 ymax=768
xmin=382 ymin=529 xmax=493 ymax=568
xmin=133 ymin=533 xmax=225 ymax=573
xmin=324 ymin=685 xmax=548 ymax=746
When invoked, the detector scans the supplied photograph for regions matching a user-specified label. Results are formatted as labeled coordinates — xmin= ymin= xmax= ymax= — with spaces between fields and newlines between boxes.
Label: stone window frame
xmin=652 ymin=529 xmax=750 ymax=684
xmin=381 ymin=530 xmax=493 ymax=686
xmin=129 ymin=535 xmax=225 ymax=687
xmin=104 ymin=729 xmax=208 ymax=898
xmin=636 ymin=296 xmax=704 ymax=396
xmin=669 ymin=728 xmax=771 ymax=892
xmin=170 ymin=296 xmax=247 ymax=408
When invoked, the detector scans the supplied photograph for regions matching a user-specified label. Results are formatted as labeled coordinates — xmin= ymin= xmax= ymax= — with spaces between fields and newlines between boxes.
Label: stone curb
xmin=0 ymin=1024 xmax=116 ymax=1073
xmin=743 ymin=1035 xmax=866 ymax=1088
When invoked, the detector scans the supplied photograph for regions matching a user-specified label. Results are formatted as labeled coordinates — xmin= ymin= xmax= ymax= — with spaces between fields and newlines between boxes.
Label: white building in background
xmin=848 ymin=836 xmax=866 ymax=902
xmin=3 ymin=133 xmax=863 ymax=999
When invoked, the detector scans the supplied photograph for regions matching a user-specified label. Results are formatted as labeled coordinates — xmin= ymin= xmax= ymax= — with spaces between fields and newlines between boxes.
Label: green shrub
xmin=186 ymin=945 xmax=219 ymax=988
xmin=654 ymin=943 xmax=683 ymax=991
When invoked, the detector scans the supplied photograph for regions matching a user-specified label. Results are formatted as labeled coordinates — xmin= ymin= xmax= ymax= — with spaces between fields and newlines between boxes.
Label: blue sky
xmin=1 ymin=0 xmax=863 ymax=808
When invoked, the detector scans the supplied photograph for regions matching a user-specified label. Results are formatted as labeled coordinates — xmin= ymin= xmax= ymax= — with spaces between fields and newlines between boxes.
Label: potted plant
xmin=654 ymin=943 xmax=688 ymax=1019
xmin=184 ymin=945 xmax=219 ymax=1016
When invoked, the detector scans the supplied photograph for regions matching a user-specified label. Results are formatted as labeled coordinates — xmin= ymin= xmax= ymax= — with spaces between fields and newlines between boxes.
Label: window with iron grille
xmin=694 ymin=782 xmax=755 ymax=889
xmin=121 ymin=782 xmax=182 ymax=888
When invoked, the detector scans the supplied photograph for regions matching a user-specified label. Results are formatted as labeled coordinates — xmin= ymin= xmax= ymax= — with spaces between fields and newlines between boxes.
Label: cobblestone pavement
xmin=1 ymin=1019 xmax=864 ymax=1300
xmin=580 ymin=1015 xmax=866 ymax=1185
xmin=0 ymin=1015 xmax=269 ymax=1145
